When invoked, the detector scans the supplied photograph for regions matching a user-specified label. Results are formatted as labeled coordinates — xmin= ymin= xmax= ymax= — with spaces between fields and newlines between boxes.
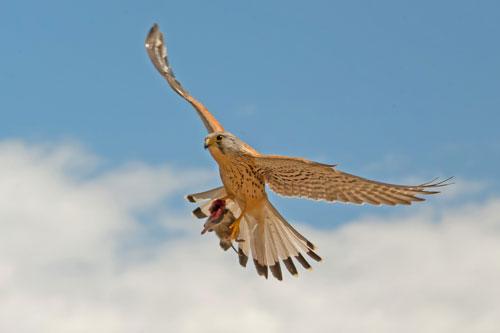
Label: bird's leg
xmin=229 ymin=211 xmax=244 ymax=240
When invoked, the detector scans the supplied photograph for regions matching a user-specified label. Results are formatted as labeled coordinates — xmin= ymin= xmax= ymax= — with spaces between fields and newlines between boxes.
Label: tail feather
xmin=272 ymin=221 xmax=304 ymax=275
xmin=271 ymin=217 xmax=300 ymax=258
xmin=238 ymin=248 xmax=248 ymax=267
xmin=238 ymin=219 xmax=251 ymax=267
xmin=269 ymin=262 xmax=283 ymax=281
xmin=306 ymin=250 xmax=322 ymax=262
xmin=249 ymin=218 xmax=268 ymax=279
xmin=254 ymin=221 xmax=268 ymax=278
xmin=283 ymin=257 xmax=298 ymax=276
xmin=238 ymin=199 xmax=321 ymax=280
xmin=245 ymin=218 xmax=266 ymax=278
xmin=186 ymin=187 xmax=320 ymax=280
xmin=270 ymin=206 xmax=322 ymax=263
xmin=264 ymin=220 xmax=283 ymax=280
xmin=266 ymin=202 xmax=317 ymax=250
xmin=266 ymin=218 xmax=296 ymax=277
xmin=253 ymin=259 xmax=268 ymax=278
xmin=295 ymin=253 xmax=312 ymax=270
xmin=264 ymin=221 xmax=278 ymax=266
xmin=273 ymin=219 xmax=320 ymax=267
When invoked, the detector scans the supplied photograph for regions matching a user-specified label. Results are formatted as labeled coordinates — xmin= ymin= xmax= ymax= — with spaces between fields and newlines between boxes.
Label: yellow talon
xmin=230 ymin=215 xmax=242 ymax=240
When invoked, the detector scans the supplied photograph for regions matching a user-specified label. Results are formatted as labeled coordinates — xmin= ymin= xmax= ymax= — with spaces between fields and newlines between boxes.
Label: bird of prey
xmin=145 ymin=24 xmax=451 ymax=281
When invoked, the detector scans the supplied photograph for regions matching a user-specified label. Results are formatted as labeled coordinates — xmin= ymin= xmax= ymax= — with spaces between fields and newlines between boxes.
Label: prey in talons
xmin=200 ymin=199 xmax=240 ymax=252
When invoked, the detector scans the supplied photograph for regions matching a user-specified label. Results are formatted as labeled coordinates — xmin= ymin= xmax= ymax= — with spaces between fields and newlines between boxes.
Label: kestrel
xmin=145 ymin=24 xmax=451 ymax=280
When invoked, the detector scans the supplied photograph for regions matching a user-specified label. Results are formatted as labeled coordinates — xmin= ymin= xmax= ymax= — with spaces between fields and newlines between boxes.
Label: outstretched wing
xmin=254 ymin=155 xmax=452 ymax=205
xmin=145 ymin=24 xmax=225 ymax=133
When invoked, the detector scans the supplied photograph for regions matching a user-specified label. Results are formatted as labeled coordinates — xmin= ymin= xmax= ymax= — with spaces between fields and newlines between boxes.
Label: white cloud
xmin=0 ymin=140 xmax=499 ymax=333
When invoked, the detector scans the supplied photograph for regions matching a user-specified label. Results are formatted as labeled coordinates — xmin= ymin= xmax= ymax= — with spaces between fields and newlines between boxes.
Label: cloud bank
xmin=0 ymin=140 xmax=498 ymax=333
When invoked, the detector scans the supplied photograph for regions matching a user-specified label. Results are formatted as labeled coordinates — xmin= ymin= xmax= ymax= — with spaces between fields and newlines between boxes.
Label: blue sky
xmin=1 ymin=0 xmax=499 ymax=224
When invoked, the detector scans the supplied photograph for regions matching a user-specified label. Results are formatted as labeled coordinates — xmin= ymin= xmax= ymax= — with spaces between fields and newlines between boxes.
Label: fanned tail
xmin=238 ymin=199 xmax=321 ymax=281
xmin=186 ymin=190 xmax=320 ymax=280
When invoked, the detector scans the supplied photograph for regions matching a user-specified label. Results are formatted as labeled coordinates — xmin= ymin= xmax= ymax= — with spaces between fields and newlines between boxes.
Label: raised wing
xmin=254 ymin=155 xmax=452 ymax=205
xmin=145 ymin=24 xmax=224 ymax=133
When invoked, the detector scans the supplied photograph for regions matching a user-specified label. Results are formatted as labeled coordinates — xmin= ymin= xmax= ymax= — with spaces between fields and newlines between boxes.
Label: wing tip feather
xmin=192 ymin=207 xmax=206 ymax=219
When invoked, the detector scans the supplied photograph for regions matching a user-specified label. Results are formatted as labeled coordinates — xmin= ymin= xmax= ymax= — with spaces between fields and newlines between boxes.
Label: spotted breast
xmin=219 ymin=157 xmax=266 ymax=204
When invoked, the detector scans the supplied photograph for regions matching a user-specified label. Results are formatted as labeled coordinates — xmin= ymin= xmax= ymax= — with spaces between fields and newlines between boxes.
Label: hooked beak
xmin=204 ymin=136 xmax=215 ymax=149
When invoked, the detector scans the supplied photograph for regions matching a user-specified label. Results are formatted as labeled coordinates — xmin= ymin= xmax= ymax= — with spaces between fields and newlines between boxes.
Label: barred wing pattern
xmin=254 ymin=155 xmax=451 ymax=206
xmin=145 ymin=24 xmax=225 ymax=134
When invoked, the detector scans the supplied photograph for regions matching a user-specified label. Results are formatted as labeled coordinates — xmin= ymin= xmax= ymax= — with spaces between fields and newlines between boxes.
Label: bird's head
xmin=204 ymin=132 xmax=253 ymax=156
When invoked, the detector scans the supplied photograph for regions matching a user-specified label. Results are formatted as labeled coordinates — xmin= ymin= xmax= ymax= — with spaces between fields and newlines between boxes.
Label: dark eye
xmin=216 ymin=135 xmax=223 ymax=141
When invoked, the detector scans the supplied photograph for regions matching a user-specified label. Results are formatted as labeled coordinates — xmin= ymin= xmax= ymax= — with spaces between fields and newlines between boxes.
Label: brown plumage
xmin=145 ymin=24 xmax=452 ymax=281
xmin=254 ymin=155 xmax=451 ymax=205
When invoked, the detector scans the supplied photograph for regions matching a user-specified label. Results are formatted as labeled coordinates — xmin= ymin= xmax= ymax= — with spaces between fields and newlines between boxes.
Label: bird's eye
xmin=216 ymin=135 xmax=223 ymax=141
